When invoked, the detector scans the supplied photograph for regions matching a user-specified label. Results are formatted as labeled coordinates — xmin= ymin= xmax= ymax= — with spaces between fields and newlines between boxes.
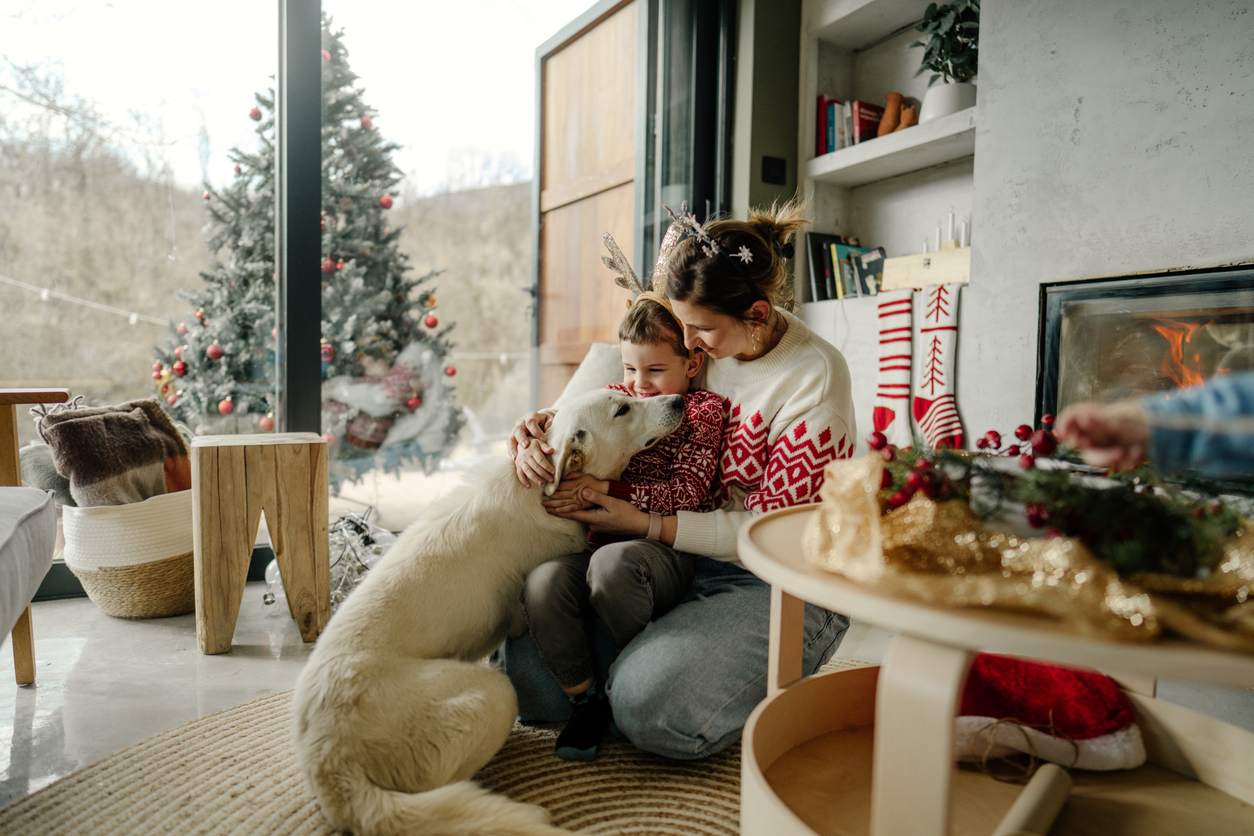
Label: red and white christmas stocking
xmin=912 ymin=282 xmax=964 ymax=450
xmin=955 ymin=653 xmax=1146 ymax=771
xmin=873 ymin=288 xmax=915 ymax=449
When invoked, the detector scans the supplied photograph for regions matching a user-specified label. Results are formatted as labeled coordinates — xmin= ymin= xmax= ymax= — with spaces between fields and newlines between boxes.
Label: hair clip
xmin=663 ymin=203 xmax=765 ymax=303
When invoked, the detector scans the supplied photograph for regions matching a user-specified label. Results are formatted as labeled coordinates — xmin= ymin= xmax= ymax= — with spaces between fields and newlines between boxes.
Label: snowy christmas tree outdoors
xmin=151 ymin=14 xmax=463 ymax=483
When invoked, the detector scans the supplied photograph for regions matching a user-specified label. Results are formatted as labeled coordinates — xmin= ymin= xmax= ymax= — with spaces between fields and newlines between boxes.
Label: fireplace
xmin=1036 ymin=267 xmax=1254 ymax=422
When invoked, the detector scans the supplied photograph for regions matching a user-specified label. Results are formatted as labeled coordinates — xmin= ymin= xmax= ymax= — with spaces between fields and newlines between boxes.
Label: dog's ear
xmin=544 ymin=434 xmax=586 ymax=496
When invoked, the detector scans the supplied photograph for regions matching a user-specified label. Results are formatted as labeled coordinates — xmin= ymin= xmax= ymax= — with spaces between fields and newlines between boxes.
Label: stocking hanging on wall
xmin=872 ymin=288 xmax=915 ymax=448
xmin=912 ymin=282 xmax=964 ymax=450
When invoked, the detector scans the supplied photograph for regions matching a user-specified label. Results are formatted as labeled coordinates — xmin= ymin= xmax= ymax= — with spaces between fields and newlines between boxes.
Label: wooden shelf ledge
xmin=805 ymin=107 xmax=976 ymax=189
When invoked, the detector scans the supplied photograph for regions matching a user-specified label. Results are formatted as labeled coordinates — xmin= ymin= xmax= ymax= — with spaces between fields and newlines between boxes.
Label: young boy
xmin=514 ymin=295 xmax=726 ymax=761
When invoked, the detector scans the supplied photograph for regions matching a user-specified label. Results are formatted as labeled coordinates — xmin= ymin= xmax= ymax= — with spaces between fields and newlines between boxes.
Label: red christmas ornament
xmin=151 ymin=371 xmax=162 ymax=380
xmin=206 ymin=343 xmax=225 ymax=360
xmin=444 ymin=365 xmax=457 ymax=376
xmin=249 ymin=107 xmax=262 ymax=121
xmin=321 ymin=49 xmax=331 ymax=62
xmin=336 ymin=261 xmax=344 ymax=271
xmin=174 ymin=346 xmax=183 ymax=360
xmin=195 ymin=309 xmax=205 ymax=320
xmin=424 ymin=315 xmax=439 ymax=328
xmin=321 ymin=342 xmax=336 ymax=362
xmin=360 ymin=116 xmax=373 ymax=131
xmin=406 ymin=396 xmax=422 ymax=410
xmin=152 ymin=361 xmax=163 ymax=372
xmin=177 ymin=323 xmax=187 ymax=335
xmin=259 ymin=415 xmax=275 ymax=432
xmin=167 ymin=394 xmax=178 ymax=406
xmin=379 ymin=195 xmax=393 ymax=209
xmin=173 ymin=361 xmax=187 ymax=376
xmin=321 ymin=216 xmax=326 ymax=231
xmin=321 ymin=256 xmax=336 ymax=274
xmin=321 ymin=432 xmax=336 ymax=445
xmin=234 ymin=164 xmax=242 ymax=174
xmin=272 ymin=328 xmax=278 ymax=339
xmin=202 ymin=191 xmax=210 ymax=200
xmin=218 ymin=398 xmax=235 ymax=415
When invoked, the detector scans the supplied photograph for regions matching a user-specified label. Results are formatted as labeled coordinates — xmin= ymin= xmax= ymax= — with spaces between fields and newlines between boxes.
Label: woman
xmin=503 ymin=200 xmax=856 ymax=760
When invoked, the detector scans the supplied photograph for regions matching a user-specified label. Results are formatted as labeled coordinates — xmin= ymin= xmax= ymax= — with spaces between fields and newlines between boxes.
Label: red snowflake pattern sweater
xmin=672 ymin=309 xmax=856 ymax=562
xmin=602 ymin=384 xmax=727 ymax=514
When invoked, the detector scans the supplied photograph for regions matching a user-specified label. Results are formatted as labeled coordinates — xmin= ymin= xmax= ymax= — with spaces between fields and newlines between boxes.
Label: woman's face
xmin=669 ymin=299 xmax=750 ymax=360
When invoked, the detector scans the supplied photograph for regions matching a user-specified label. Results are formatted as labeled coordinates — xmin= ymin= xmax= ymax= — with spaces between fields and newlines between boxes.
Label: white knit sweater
xmin=672 ymin=309 xmax=856 ymax=561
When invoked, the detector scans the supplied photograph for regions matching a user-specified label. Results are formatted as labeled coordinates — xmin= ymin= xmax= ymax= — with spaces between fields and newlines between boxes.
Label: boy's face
xmin=621 ymin=340 xmax=699 ymax=398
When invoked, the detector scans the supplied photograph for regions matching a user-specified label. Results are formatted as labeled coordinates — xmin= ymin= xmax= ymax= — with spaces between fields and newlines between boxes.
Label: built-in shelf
xmin=805 ymin=106 xmax=976 ymax=188
xmin=809 ymin=0 xmax=926 ymax=50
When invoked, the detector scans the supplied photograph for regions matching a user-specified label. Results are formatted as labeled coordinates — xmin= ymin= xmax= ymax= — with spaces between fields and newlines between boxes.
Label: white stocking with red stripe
xmin=873 ymin=288 xmax=915 ymax=449
xmin=912 ymin=282 xmax=964 ymax=450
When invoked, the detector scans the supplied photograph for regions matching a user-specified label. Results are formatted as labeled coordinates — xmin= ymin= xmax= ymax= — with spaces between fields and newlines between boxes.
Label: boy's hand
xmin=1055 ymin=400 xmax=1150 ymax=473
xmin=542 ymin=472 xmax=609 ymax=511
xmin=514 ymin=438 xmax=556 ymax=488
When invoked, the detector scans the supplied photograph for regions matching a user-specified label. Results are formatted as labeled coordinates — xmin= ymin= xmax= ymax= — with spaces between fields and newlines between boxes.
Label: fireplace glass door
xmin=1038 ymin=269 xmax=1254 ymax=420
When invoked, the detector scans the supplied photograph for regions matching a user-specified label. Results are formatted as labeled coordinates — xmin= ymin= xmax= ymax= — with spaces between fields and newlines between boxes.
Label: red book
xmin=850 ymin=101 xmax=885 ymax=144
xmin=816 ymin=94 xmax=840 ymax=155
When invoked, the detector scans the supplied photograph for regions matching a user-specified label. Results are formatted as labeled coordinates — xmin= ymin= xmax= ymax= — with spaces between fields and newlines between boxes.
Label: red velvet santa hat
xmin=955 ymin=654 xmax=1146 ymax=771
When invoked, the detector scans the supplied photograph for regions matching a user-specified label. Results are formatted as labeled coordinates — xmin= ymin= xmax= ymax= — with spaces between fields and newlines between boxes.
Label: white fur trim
xmin=953 ymin=715 xmax=1146 ymax=771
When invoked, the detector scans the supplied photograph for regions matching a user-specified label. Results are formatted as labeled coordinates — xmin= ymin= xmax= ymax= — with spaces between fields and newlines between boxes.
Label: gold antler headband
xmin=601 ymin=231 xmax=694 ymax=359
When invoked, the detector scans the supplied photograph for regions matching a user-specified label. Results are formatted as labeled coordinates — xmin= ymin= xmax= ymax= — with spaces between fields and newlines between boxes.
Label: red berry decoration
xmin=1014 ymin=424 xmax=1032 ymax=441
xmin=984 ymin=430 xmax=1001 ymax=449
xmin=173 ymin=361 xmax=187 ymax=376
xmin=880 ymin=445 xmax=896 ymax=463
xmin=218 ymin=398 xmax=235 ymax=415
xmin=1041 ymin=414 xmax=1055 ymax=427
xmin=1007 ymin=444 xmax=1020 ymax=456
xmin=424 ymin=315 xmax=439 ymax=328
xmin=321 ymin=49 xmax=331 ymax=62
xmin=1018 ymin=454 xmax=1036 ymax=470
xmin=1024 ymin=502 xmax=1050 ymax=528
xmin=880 ymin=469 xmax=893 ymax=490
xmin=249 ymin=107 xmax=262 ymax=121
xmin=1030 ymin=429 xmax=1057 ymax=457
xmin=206 ymin=343 xmax=225 ymax=360
xmin=259 ymin=415 xmax=275 ymax=432
xmin=406 ymin=396 xmax=422 ymax=410
xmin=444 ymin=366 xmax=456 ymax=376
xmin=887 ymin=490 xmax=910 ymax=510
xmin=379 ymin=195 xmax=393 ymax=209
xmin=914 ymin=458 xmax=932 ymax=470
xmin=905 ymin=471 xmax=924 ymax=491
xmin=361 ymin=116 xmax=373 ymax=131
xmin=867 ymin=431 xmax=887 ymax=451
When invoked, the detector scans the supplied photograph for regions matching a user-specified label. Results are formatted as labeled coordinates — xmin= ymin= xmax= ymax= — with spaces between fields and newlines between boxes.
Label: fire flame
xmin=1149 ymin=318 xmax=1212 ymax=388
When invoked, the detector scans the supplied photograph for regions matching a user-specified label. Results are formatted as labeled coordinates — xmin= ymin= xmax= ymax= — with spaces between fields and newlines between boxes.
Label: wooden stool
xmin=191 ymin=433 xmax=329 ymax=655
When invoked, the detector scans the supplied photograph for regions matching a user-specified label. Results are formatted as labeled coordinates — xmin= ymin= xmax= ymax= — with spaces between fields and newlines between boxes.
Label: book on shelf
xmin=815 ymin=94 xmax=842 ymax=155
xmin=831 ymin=242 xmax=870 ymax=298
xmin=805 ymin=232 xmax=834 ymax=301
xmin=850 ymin=101 xmax=885 ymax=144
xmin=843 ymin=101 xmax=853 ymax=149
xmin=852 ymin=246 xmax=887 ymax=296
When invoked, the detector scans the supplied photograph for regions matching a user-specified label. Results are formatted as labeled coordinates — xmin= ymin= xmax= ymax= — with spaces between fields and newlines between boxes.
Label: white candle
xmin=935 ymin=225 xmax=941 ymax=252
xmin=947 ymin=212 xmax=954 ymax=241
xmin=922 ymin=238 xmax=929 ymax=254
xmin=960 ymin=220 xmax=968 ymax=248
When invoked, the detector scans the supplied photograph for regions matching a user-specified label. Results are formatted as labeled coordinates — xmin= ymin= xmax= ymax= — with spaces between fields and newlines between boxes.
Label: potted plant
xmin=911 ymin=1 xmax=979 ymax=123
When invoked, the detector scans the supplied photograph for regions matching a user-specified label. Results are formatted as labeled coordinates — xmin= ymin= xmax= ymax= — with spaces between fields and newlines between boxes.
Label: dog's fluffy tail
xmin=322 ymin=773 xmax=568 ymax=836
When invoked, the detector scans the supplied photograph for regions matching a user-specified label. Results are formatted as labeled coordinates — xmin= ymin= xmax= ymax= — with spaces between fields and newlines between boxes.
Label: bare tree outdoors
xmin=0 ymin=60 xmax=534 ymax=452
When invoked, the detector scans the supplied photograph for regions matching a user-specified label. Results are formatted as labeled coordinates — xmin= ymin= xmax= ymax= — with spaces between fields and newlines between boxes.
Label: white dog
xmin=292 ymin=388 xmax=684 ymax=836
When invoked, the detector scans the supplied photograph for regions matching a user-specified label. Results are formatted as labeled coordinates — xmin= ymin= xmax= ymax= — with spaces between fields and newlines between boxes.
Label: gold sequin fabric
xmin=803 ymin=454 xmax=1254 ymax=651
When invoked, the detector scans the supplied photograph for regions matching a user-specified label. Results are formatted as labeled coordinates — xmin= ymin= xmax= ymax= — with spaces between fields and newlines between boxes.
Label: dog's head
xmin=544 ymin=389 xmax=685 ymax=495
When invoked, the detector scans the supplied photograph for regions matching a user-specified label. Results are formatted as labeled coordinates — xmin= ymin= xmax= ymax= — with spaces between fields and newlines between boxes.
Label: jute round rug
xmin=0 ymin=659 xmax=863 ymax=835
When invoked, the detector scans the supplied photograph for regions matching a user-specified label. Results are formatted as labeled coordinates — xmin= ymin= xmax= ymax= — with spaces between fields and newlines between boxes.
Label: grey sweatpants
xmin=523 ymin=539 xmax=696 ymax=690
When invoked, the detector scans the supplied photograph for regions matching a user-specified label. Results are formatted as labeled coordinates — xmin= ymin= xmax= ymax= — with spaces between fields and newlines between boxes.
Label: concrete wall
xmin=961 ymin=0 xmax=1254 ymax=431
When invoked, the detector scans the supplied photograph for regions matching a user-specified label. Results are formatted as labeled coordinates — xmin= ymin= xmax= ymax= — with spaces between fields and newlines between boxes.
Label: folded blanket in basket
xmin=34 ymin=397 xmax=191 ymax=507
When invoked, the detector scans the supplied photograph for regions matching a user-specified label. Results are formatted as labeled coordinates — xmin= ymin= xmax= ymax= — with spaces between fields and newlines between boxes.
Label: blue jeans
xmin=494 ymin=557 xmax=849 ymax=760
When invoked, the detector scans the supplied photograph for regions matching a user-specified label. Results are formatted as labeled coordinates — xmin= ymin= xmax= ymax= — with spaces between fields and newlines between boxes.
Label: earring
xmin=751 ymin=324 xmax=762 ymax=355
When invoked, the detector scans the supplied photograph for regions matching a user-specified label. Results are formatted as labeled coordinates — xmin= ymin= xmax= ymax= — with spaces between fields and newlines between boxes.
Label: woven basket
xmin=62 ymin=490 xmax=195 ymax=619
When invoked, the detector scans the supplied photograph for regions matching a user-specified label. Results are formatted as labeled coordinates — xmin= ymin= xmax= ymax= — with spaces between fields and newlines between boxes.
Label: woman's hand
xmin=543 ymin=485 xmax=649 ymax=537
xmin=509 ymin=411 xmax=555 ymax=487
xmin=540 ymin=472 xmax=609 ymax=512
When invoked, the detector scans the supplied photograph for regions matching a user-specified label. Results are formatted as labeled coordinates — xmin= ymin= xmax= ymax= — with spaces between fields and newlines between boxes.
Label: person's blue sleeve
xmin=1140 ymin=371 xmax=1254 ymax=477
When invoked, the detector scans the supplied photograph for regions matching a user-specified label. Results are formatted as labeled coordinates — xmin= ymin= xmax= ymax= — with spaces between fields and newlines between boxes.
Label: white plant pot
xmin=918 ymin=81 xmax=977 ymax=123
